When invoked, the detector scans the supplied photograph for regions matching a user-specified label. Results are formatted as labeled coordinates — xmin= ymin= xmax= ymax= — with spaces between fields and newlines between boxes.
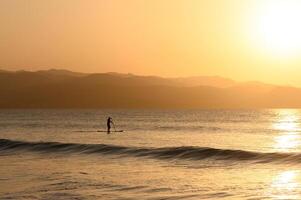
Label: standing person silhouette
xmin=107 ymin=117 xmax=113 ymax=133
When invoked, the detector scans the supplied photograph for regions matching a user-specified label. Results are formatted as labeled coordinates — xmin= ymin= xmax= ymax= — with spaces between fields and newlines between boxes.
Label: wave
xmin=0 ymin=139 xmax=301 ymax=163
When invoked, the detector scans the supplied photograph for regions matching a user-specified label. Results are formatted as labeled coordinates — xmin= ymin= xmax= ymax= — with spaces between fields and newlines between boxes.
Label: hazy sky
xmin=1 ymin=0 xmax=301 ymax=86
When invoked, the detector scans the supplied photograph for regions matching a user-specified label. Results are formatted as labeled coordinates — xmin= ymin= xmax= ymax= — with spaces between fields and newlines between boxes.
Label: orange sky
xmin=1 ymin=0 xmax=301 ymax=86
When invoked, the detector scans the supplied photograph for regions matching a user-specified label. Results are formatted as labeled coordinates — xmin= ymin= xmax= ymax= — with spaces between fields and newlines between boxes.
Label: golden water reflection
xmin=270 ymin=110 xmax=301 ymax=199
xmin=273 ymin=110 xmax=301 ymax=152
xmin=269 ymin=170 xmax=300 ymax=200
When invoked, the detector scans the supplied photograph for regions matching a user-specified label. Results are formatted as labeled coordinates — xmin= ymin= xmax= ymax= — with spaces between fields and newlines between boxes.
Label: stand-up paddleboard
xmin=97 ymin=130 xmax=124 ymax=133
xmin=73 ymin=130 xmax=124 ymax=133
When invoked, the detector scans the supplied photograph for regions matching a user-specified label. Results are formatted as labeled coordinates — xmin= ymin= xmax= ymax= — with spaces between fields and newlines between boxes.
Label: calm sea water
xmin=1 ymin=109 xmax=301 ymax=199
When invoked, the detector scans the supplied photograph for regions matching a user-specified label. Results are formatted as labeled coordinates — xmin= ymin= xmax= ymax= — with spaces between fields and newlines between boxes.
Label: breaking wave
xmin=1 ymin=139 xmax=300 ymax=164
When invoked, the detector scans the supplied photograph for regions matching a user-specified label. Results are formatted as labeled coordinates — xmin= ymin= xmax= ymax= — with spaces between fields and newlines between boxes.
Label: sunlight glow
xmin=269 ymin=171 xmax=300 ymax=199
xmin=273 ymin=112 xmax=299 ymax=132
xmin=273 ymin=110 xmax=301 ymax=152
xmin=274 ymin=135 xmax=299 ymax=151
xmin=253 ymin=0 xmax=301 ymax=57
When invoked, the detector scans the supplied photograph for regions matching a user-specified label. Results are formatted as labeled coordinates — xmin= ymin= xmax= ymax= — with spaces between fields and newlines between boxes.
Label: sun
xmin=251 ymin=0 xmax=301 ymax=57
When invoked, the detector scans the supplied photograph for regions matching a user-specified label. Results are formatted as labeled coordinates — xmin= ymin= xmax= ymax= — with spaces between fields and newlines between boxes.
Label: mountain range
xmin=0 ymin=69 xmax=300 ymax=108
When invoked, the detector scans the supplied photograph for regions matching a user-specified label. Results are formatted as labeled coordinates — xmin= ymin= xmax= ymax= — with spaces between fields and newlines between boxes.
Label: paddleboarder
xmin=107 ymin=117 xmax=114 ymax=133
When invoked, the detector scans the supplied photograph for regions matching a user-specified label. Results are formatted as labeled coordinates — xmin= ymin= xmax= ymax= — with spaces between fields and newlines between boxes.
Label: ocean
xmin=1 ymin=109 xmax=301 ymax=199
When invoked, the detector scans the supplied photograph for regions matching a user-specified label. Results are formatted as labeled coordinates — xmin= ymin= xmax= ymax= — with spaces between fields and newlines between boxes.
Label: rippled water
xmin=1 ymin=109 xmax=301 ymax=199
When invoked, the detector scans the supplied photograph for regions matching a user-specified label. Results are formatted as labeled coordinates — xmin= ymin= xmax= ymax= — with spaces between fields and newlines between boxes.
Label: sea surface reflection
xmin=268 ymin=170 xmax=300 ymax=200
xmin=273 ymin=110 xmax=301 ymax=152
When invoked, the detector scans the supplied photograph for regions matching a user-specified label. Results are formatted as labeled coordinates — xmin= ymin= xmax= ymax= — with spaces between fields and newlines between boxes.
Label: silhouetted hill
xmin=36 ymin=69 xmax=87 ymax=77
xmin=0 ymin=69 xmax=301 ymax=108
xmin=171 ymin=76 xmax=236 ymax=88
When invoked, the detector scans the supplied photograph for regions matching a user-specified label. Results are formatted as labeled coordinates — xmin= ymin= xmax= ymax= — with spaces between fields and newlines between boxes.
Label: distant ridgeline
xmin=1 ymin=69 xmax=301 ymax=108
